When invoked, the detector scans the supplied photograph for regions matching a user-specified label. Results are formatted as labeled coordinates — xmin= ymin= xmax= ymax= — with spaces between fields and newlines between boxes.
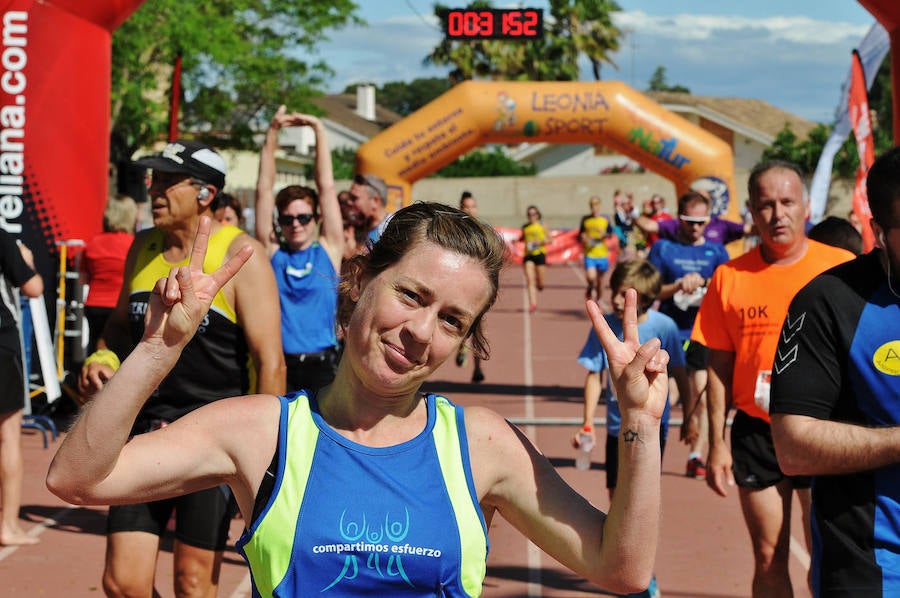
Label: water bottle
xmin=575 ymin=426 xmax=594 ymax=470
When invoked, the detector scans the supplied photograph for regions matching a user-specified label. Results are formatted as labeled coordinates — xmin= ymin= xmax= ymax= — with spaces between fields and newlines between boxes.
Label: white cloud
xmin=607 ymin=12 xmax=874 ymax=121
xmin=615 ymin=11 xmax=868 ymax=45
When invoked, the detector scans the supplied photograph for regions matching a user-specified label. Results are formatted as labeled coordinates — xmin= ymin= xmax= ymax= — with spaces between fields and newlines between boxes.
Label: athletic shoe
xmin=455 ymin=345 xmax=468 ymax=367
xmin=529 ymin=304 xmax=537 ymax=313
xmin=471 ymin=368 xmax=485 ymax=383
xmin=686 ymin=457 xmax=707 ymax=480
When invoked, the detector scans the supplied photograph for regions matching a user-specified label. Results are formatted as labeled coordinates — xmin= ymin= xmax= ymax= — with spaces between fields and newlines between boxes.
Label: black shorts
xmin=0 ymin=350 xmax=25 ymax=414
xmin=106 ymin=485 xmax=235 ymax=551
xmin=605 ymin=427 xmax=668 ymax=490
xmin=524 ymin=253 xmax=546 ymax=266
xmin=730 ymin=409 xmax=811 ymax=490
xmin=84 ymin=305 xmax=114 ymax=355
xmin=684 ymin=340 xmax=709 ymax=372
xmin=285 ymin=346 xmax=339 ymax=393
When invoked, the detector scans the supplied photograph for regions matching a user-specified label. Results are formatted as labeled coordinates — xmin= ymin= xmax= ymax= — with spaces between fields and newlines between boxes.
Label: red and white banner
xmin=0 ymin=0 xmax=145 ymax=275
xmin=848 ymin=49 xmax=876 ymax=253
xmin=496 ymin=227 xmax=620 ymax=266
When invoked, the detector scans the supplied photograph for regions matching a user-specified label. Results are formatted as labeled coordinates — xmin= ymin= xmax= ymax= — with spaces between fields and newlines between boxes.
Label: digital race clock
xmin=442 ymin=8 xmax=544 ymax=40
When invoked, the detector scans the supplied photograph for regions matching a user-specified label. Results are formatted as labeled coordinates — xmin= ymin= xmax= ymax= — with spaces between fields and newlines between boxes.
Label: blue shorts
xmin=584 ymin=256 xmax=609 ymax=272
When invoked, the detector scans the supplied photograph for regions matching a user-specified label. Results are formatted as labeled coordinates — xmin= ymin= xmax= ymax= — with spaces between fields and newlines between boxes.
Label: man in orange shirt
xmin=691 ymin=160 xmax=854 ymax=597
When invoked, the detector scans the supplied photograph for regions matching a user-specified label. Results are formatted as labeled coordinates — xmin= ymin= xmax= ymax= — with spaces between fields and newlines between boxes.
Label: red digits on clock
xmin=523 ymin=9 xmax=538 ymax=35
xmin=447 ymin=10 xmax=492 ymax=37
xmin=502 ymin=11 xmax=521 ymax=37
xmin=444 ymin=8 xmax=542 ymax=40
xmin=477 ymin=10 xmax=492 ymax=36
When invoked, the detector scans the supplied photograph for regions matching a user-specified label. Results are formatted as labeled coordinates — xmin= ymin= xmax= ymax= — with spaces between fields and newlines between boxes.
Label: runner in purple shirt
xmin=650 ymin=214 xmax=745 ymax=245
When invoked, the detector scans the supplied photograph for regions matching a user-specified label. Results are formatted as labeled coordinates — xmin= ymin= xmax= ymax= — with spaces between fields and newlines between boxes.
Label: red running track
xmin=4 ymin=263 xmax=812 ymax=597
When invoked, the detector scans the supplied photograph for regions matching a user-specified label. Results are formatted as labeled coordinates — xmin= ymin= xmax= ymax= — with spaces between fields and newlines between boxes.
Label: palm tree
xmin=552 ymin=0 xmax=622 ymax=81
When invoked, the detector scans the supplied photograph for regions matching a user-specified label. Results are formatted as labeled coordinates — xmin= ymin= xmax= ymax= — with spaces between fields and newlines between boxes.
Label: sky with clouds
xmin=312 ymin=1 xmax=879 ymax=124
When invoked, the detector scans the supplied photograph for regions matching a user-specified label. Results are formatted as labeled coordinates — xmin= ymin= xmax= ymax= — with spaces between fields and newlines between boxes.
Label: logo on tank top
xmin=286 ymin=261 xmax=312 ymax=279
xmin=310 ymin=507 xmax=444 ymax=592
xmin=873 ymin=340 xmax=900 ymax=376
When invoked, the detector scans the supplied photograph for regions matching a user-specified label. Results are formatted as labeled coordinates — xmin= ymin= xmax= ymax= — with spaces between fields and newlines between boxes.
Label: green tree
xmin=325 ymin=146 xmax=358 ymax=181
xmin=646 ymin=66 xmax=690 ymax=93
xmin=343 ymin=78 xmax=452 ymax=116
xmin=867 ymin=53 xmax=893 ymax=159
xmin=762 ymin=123 xmax=827 ymax=174
xmin=433 ymin=146 xmax=536 ymax=177
xmin=426 ymin=0 xmax=622 ymax=82
xmin=320 ymin=134 xmax=535 ymax=180
xmin=110 ymin=1 xmax=361 ymax=166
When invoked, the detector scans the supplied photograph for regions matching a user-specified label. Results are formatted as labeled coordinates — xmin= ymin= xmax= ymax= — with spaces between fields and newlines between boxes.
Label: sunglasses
xmin=147 ymin=173 xmax=195 ymax=192
xmin=278 ymin=213 xmax=315 ymax=226
xmin=679 ymin=215 xmax=710 ymax=225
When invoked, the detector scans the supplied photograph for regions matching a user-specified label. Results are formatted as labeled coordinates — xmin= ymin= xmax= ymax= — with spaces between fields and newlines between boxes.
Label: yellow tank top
xmin=581 ymin=215 xmax=610 ymax=259
xmin=129 ymin=225 xmax=253 ymax=420
xmin=522 ymin=222 xmax=547 ymax=257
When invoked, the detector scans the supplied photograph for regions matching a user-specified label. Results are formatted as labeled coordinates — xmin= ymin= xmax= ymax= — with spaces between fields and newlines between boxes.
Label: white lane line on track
xmin=0 ymin=504 xmax=76 ymax=561
xmin=790 ymin=535 xmax=811 ymax=571
xmin=227 ymin=572 xmax=253 ymax=598
xmin=522 ymin=274 xmax=542 ymax=597
xmin=566 ymin=260 xmax=587 ymax=287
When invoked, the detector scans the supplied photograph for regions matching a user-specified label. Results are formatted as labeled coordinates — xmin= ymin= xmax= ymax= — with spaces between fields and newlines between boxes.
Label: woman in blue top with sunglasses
xmin=256 ymin=106 xmax=344 ymax=392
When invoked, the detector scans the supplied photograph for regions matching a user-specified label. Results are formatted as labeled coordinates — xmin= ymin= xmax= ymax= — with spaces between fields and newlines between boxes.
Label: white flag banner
xmin=808 ymin=22 xmax=889 ymax=223
xmin=29 ymin=296 xmax=61 ymax=404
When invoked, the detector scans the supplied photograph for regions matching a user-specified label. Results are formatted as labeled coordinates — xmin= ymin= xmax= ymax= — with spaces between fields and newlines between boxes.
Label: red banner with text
xmin=849 ymin=49 xmax=876 ymax=252
xmin=496 ymin=227 xmax=621 ymax=266
xmin=0 ymin=0 xmax=144 ymax=282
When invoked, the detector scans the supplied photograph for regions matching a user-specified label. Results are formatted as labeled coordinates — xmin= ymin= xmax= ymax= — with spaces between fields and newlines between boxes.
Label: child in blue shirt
xmin=574 ymin=259 xmax=688 ymax=598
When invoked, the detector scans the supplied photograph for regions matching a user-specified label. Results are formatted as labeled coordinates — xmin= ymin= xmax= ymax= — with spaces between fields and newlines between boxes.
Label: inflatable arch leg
xmin=355 ymin=80 xmax=737 ymax=221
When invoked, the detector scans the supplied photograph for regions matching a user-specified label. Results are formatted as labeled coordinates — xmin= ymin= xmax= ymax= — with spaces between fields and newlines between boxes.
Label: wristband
xmin=83 ymin=349 xmax=121 ymax=372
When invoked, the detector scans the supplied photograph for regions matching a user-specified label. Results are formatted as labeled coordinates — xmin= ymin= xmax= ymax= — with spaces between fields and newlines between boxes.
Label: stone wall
xmin=336 ymin=172 xmax=854 ymax=230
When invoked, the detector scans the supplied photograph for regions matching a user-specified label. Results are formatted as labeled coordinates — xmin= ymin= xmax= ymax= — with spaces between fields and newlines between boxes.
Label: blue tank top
xmin=270 ymin=243 xmax=338 ymax=354
xmin=237 ymin=392 xmax=489 ymax=597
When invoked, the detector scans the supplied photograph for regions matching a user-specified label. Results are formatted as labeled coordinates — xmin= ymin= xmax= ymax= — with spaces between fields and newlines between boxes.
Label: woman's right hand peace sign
xmin=142 ymin=217 xmax=252 ymax=350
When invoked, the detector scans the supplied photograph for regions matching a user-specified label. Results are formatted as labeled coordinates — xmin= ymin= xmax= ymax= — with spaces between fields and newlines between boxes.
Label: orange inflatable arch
xmin=356 ymin=80 xmax=738 ymax=220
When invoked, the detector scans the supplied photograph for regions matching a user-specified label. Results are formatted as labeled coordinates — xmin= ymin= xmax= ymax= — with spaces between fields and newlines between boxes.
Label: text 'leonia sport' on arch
xmin=355 ymin=80 xmax=737 ymax=220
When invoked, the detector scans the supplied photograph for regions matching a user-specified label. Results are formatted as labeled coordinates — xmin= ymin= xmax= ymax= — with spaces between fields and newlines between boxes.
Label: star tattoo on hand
xmin=623 ymin=429 xmax=639 ymax=442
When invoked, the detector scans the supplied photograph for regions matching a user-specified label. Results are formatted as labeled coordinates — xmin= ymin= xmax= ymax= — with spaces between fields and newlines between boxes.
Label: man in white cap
xmin=79 ymin=140 xmax=285 ymax=597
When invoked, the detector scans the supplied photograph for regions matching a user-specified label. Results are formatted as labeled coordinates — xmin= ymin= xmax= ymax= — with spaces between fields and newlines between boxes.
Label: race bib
xmin=673 ymin=287 xmax=707 ymax=311
xmin=754 ymin=370 xmax=771 ymax=413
